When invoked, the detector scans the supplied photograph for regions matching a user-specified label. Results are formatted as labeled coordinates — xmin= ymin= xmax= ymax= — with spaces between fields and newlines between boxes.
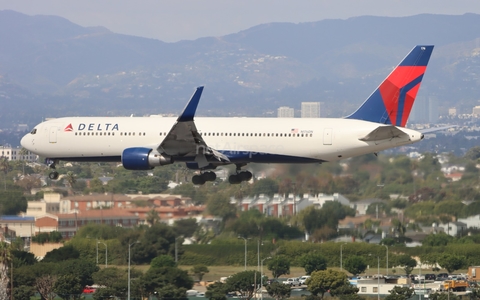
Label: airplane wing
xmin=157 ymin=86 xmax=230 ymax=168
xmin=359 ymin=125 xmax=408 ymax=142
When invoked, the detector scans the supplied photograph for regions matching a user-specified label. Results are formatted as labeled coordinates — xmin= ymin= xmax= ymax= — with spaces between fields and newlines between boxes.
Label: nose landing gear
xmin=46 ymin=158 xmax=59 ymax=180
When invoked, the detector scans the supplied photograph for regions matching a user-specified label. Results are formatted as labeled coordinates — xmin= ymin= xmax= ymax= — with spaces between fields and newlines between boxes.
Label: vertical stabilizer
xmin=346 ymin=45 xmax=434 ymax=127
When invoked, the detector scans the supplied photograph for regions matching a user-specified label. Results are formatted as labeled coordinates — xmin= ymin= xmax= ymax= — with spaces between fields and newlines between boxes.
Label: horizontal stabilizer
xmin=359 ymin=126 xmax=408 ymax=142
xmin=419 ymin=125 xmax=457 ymax=134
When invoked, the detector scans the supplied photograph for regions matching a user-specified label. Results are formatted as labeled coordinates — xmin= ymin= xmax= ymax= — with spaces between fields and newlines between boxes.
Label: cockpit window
xmin=30 ymin=128 xmax=37 ymax=135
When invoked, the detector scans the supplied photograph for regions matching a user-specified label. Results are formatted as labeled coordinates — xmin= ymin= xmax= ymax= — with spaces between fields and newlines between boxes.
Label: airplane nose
xmin=20 ymin=134 xmax=29 ymax=149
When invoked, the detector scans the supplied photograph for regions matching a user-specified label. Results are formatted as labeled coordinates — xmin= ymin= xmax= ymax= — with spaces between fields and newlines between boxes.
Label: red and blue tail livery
xmin=347 ymin=45 xmax=434 ymax=127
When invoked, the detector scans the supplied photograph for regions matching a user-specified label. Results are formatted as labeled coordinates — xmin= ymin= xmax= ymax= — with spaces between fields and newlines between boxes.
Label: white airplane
xmin=21 ymin=45 xmax=434 ymax=185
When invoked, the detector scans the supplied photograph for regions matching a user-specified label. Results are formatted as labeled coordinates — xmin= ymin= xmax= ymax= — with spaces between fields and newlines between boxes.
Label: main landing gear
xmin=46 ymin=158 xmax=59 ymax=180
xmin=191 ymin=171 xmax=217 ymax=185
xmin=228 ymin=165 xmax=252 ymax=184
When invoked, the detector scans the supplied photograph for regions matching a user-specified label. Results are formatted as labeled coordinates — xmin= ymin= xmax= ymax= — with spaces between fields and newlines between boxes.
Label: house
xmin=438 ymin=221 xmax=467 ymax=237
xmin=55 ymin=209 xmax=139 ymax=238
xmin=0 ymin=216 xmax=35 ymax=238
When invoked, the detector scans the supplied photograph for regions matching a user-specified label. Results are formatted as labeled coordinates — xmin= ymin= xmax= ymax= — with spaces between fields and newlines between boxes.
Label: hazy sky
xmin=1 ymin=0 xmax=480 ymax=42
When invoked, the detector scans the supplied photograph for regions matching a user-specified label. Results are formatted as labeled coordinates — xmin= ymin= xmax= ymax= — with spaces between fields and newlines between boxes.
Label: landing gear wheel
xmin=192 ymin=174 xmax=206 ymax=185
xmin=203 ymin=171 xmax=217 ymax=182
xmin=49 ymin=171 xmax=59 ymax=180
xmin=238 ymin=171 xmax=252 ymax=182
xmin=228 ymin=174 xmax=242 ymax=184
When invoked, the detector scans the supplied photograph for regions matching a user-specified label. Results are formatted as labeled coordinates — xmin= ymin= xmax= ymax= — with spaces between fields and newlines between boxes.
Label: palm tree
xmin=65 ymin=171 xmax=77 ymax=195
xmin=0 ymin=157 xmax=9 ymax=191
xmin=0 ymin=241 xmax=12 ymax=300
xmin=146 ymin=208 xmax=160 ymax=226
xmin=18 ymin=147 xmax=29 ymax=176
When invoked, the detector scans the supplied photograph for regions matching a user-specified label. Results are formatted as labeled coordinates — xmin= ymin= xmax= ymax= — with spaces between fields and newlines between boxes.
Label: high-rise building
xmin=410 ymin=96 xmax=438 ymax=124
xmin=277 ymin=106 xmax=294 ymax=118
xmin=301 ymin=102 xmax=320 ymax=118
xmin=473 ymin=106 xmax=480 ymax=116
xmin=448 ymin=108 xmax=457 ymax=117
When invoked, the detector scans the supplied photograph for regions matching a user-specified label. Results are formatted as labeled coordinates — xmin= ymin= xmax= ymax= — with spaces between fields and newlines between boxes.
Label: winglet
xmin=177 ymin=86 xmax=204 ymax=122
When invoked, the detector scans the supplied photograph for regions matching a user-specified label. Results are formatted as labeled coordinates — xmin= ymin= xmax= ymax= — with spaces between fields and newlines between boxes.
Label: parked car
xmin=299 ymin=276 xmax=311 ymax=285
xmin=437 ymin=273 xmax=449 ymax=280
xmin=425 ymin=274 xmax=436 ymax=281
xmin=283 ymin=278 xmax=301 ymax=286
xmin=82 ymin=286 xmax=96 ymax=294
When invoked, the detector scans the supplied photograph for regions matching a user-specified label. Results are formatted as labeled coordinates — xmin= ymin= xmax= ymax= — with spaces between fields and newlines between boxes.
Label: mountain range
xmin=1 ymin=10 xmax=480 ymax=129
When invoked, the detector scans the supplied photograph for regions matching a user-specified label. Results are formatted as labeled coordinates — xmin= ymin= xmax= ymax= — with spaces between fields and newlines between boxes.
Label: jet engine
xmin=122 ymin=147 xmax=172 ymax=170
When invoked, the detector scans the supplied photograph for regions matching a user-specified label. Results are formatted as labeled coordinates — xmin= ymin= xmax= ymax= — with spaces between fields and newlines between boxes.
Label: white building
xmin=438 ymin=221 xmax=467 ymax=237
xmin=0 ymin=146 xmax=38 ymax=162
xmin=458 ymin=215 xmax=480 ymax=229
xmin=277 ymin=106 xmax=294 ymax=118
xmin=301 ymin=102 xmax=320 ymax=118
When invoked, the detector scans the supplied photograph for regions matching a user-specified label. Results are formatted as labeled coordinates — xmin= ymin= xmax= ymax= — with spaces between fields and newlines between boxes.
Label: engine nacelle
xmin=122 ymin=147 xmax=173 ymax=170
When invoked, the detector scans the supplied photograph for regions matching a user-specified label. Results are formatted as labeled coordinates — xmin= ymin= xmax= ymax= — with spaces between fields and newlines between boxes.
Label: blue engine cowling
xmin=122 ymin=147 xmax=172 ymax=170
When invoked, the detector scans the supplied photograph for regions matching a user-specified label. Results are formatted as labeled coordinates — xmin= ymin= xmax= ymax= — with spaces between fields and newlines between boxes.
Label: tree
xmin=151 ymin=255 xmax=177 ymax=268
xmin=0 ymin=242 xmax=12 ymax=300
xmin=36 ymin=275 xmax=57 ymax=300
xmin=64 ymin=171 xmax=76 ymax=195
xmin=384 ymin=286 xmax=414 ymax=300
xmin=54 ymin=274 xmax=83 ymax=300
xmin=300 ymin=252 xmax=327 ymax=275
xmin=146 ymin=208 xmax=160 ymax=226
xmin=265 ymin=281 xmax=291 ymax=300
xmin=92 ymin=267 xmax=130 ymax=299
xmin=225 ymin=270 xmax=261 ymax=300
xmin=56 ymin=259 xmax=98 ymax=290
xmin=0 ymin=189 xmax=27 ymax=215
xmin=267 ymin=255 xmax=291 ymax=278
xmin=0 ymin=157 xmax=9 ymax=190
xmin=437 ymin=254 xmax=466 ymax=273
xmin=429 ymin=292 xmax=459 ymax=300
xmin=142 ymin=266 xmax=193 ymax=297
xmin=307 ymin=269 xmax=349 ymax=299
xmin=422 ymin=233 xmax=453 ymax=246
xmin=397 ymin=254 xmax=417 ymax=276
xmin=191 ymin=264 xmax=209 ymax=281
xmin=155 ymin=283 xmax=189 ymax=300
xmin=330 ymin=284 xmax=362 ymax=300
xmin=42 ymin=245 xmax=80 ymax=263
xmin=16 ymin=175 xmax=41 ymax=192
xmin=344 ymin=256 xmax=367 ymax=275
xmin=206 ymin=282 xmax=228 ymax=300
xmin=207 ymin=192 xmax=237 ymax=222
xmin=174 ymin=218 xmax=199 ymax=237
xmin=132 ymin=223 xmax=177 ymax=264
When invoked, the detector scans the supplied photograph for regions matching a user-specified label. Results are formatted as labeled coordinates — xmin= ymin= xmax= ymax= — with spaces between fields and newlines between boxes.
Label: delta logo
xmin=64 ymin=124 xmax=73 ymax=132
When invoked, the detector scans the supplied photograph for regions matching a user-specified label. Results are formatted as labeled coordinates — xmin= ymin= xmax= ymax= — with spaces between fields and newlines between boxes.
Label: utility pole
xmin=128 ymin=241 xmax=139 ymax=300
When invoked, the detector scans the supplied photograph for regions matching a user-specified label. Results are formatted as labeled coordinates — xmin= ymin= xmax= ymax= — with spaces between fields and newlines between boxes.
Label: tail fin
xmin=346 ymin=45 xmax=434 ymax=127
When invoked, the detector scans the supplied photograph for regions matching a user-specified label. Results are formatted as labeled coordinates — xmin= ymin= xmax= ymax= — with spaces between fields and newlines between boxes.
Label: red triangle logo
xmin=64 ymin=124 xmax=73 ymax=132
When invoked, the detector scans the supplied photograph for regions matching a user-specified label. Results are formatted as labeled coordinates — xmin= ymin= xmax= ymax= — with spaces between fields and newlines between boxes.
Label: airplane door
xmin=49 ymin=127 xmax=58 ymax=143
xmin=323 ymin=128 xmax=332 ymax=145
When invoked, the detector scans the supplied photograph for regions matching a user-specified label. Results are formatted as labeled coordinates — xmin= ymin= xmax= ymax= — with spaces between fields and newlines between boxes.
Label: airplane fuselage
xmin=21 ymin=116 xmax=423 ymax=165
